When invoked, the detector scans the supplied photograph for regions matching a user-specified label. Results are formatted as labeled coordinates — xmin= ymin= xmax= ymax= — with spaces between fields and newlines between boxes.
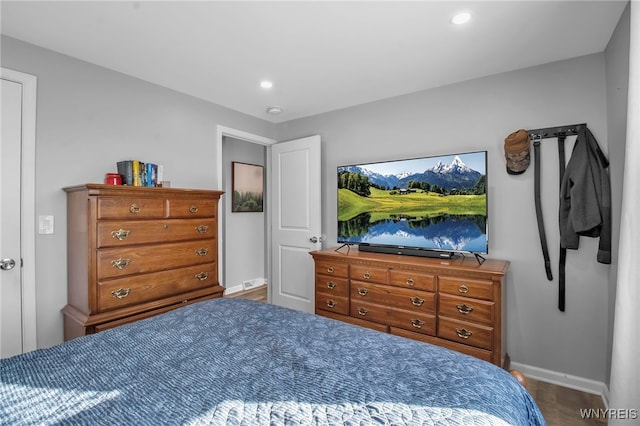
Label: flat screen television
xmin=337 ymin=151 xmax=488 ymax=258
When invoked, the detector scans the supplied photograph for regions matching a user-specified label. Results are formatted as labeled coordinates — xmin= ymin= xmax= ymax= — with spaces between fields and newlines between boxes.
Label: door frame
xmin=1 ymin=67 xmax=37 ymax=353
xmin=215 ymin=126 xmax=276 ymax=298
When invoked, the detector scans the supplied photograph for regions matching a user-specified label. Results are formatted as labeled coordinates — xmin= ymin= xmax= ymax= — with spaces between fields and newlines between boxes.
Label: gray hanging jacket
xmin=559 ymin=127 xmax=611 ymax=264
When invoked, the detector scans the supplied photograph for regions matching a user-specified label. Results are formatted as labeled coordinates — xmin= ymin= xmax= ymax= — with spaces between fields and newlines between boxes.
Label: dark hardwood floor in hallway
xmin=525 ymin=377 xmax=607 ymax=425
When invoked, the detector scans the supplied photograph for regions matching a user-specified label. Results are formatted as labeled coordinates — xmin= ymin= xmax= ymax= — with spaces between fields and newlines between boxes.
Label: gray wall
xmin=604 ymin=3 xmax=630 ymax=389
xmin=1 ymin=36 xmax=275 ymax=348
xmin=277 ymin=53 xmax=617 ymax=383
xmin=222 ymin=136 xmax=266 ymax=292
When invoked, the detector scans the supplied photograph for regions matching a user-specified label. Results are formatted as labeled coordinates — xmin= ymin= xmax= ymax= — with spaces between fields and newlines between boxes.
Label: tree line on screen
xmin=338 ymin=171 xmax=486 ymax=196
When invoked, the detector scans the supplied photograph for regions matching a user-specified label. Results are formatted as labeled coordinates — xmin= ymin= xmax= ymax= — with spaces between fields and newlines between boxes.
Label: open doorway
xmin=216 ymin=126 xmax=276 ymax=300
xmin=221 ymin=136 xmax=267 ymax=295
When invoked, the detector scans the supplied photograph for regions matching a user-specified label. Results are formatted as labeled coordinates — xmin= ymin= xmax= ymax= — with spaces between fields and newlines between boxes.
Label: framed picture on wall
xmin=232 ymin=162 xmax=264 ymax=212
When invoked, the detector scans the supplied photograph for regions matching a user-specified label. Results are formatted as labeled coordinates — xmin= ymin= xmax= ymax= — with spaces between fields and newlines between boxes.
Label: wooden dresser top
xmin=63 ymin=183 xmax=224 ymax=198
xmin=310 ymin=247 xmax=509 ymax=277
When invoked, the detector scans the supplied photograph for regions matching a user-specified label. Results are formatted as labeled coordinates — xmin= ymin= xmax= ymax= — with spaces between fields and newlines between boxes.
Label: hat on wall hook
xmin=504 ymin=129 xmax=531 ymax=175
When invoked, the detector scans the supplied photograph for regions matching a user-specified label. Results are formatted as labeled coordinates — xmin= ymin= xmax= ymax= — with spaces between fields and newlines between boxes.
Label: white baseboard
xmin=511 ymin=362 xmax=610 ymax=407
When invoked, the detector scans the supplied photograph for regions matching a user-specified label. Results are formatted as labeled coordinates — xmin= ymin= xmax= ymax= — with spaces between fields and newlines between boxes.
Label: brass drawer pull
xmin=411 ymin=319 xmax=425 ymax=329
xmin=357 ymin=307 xmax=368 ymax=316
xmin=357 ymin=288 xmax=369 ymax=296
xmin=195 ymin=248 xmax=209 ymax=256
xmin=327 ymin=281 xmax=337 ymax=289
xmin=458 ymin=284 xmax=469 ymax=294
xmin=195 ymin=272 xmax=208 ymax=281
xmin=326 ymin=300 xmax=337 ymax=308
xmin=410 ymin=296 xmax=424 ymax=306
xmin=456 ymin=328 xmax=473 ymax=339
xmin=195 ymin=225 xmax=209 ymax=234
xmin=327 ymin=266 xmax=334 ymax=274
xmin=363 ymin=272 xmax=371 ymax=280
xmin=189 ymin=205 xmax=199 ymax=213
xmin=111 ymin=228 xmax=131 ymax=240
xmin=406 ymin=278 xmax=415 ymax=286
xmin=111 ymin=288 xmax=131 ymax=299
xmin=456 ymin=304 xmax=474 ymax=314
xmin=129 ymin=204 xmax=140 ymax=214
xmin=111 ymin=258 xmax=131 ymax=269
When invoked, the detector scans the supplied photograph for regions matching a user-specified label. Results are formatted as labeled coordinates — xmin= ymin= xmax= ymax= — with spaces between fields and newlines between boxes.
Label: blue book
xmin=145 ymin=163 xmax=157 ymax=187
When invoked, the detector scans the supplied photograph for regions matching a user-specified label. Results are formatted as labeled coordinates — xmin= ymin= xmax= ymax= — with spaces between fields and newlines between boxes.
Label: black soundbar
xmin=358 ymin=244 xmax=456 ymax=259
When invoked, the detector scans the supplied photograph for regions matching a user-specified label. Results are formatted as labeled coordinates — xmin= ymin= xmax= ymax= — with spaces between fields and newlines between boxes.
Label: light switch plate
xmin=39 ymin=215 xmax=54 ymax=234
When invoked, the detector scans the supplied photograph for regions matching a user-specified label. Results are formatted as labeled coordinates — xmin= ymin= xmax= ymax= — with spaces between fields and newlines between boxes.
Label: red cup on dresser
xmin=104 ymin=173 xmax=122 ymax=185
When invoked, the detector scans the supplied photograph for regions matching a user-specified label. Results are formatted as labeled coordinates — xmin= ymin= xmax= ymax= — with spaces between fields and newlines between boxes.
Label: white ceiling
xmin=1 ymin=1 xmax=627 ymax=123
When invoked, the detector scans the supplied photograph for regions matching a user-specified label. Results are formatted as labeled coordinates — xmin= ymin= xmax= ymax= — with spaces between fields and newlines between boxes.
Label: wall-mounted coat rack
xmin=527 ymin=123 xmax=586 ymax=140
xmin=525 ymin=122 xmax=587 ymax=312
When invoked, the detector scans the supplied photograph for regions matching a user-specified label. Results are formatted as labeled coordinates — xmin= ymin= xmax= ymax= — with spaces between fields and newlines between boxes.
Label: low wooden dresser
xmin=310 ymin=247 xmax=509 ymax=367
xmin=63 ymin=184 xmax=224 ymax=340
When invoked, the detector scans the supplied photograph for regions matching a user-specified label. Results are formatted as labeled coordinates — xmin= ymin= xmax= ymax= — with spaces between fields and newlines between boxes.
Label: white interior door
xmin=1 ymin=68 xmax=37 ymax=357
xmin=270 ymin=135 xmax=322 ymax=313
xmin=1 ymin=78 xmax=25 ymax=357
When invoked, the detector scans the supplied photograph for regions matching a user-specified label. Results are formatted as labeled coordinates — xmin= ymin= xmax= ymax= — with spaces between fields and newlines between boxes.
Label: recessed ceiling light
xmin=266 ymin=106 xmax=282 ymax=115
xmin=260 ymin=80 xmax=273 ymax=89
xmin=451 ymin=12 xmax=472 ymax=25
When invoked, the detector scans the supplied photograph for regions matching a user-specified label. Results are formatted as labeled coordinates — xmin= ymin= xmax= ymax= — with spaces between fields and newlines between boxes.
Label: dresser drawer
xmin=386 ymin=309 xmax=436 ymax=336
xmin=350 ymin=301 xmax=435 ymax=336
xmin=350 ymin=300 xmax=388 ymax=325
xmin=94 ymin=293 xmax=220 ymax=333
xmin=389 ymin=270 xmax=435 ymax=291
xmin=315 ymin=260 xmax=349 ymax=278
xmin=351 ymin=281 xmax=435 ymax=313
xmin=439 ymin=293 xmax=494 ymax=325
xmin=316 ymin=293 xmax=349 ymax=315
xmin=97 ymin=263 xmax=217 ymax=312
xmin=168 ymin=198 xmax=218 ymax=218
xmin=97 ymin=219 xmax=216 ymax=248
xmin=315 ymin=275 xmax=349 ymax=297
xmin=317 ymin=310 xmax=389 ymax=333
xmin=438 ymin=276 xmax=494 ymax=301
xmin=438 ymin=316 xmax=493 ymax=350
xmin=97 ymin=240 xmax=216 ymax=279
xmin=350 ymin=264 xmax=388 ymax=283
xmin=390 ymin=328 xmax=492 ymax=363
xmin=97 ymin=197 xmax=165 ymax=219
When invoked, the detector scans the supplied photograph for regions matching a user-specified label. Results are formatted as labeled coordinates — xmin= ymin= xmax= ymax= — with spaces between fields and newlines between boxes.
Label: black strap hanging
xmin=557 ymin=134 xmax=567 ymax=312
xmin=533 ymin=136 xmax=553 ymax=281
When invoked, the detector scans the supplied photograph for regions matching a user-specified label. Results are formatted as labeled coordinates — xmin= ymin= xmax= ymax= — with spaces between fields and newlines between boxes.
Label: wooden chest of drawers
xmin=62 ymin=184 xmax=225 ymax=340
xmin=310 ymin=248 xmax=509 ymax=367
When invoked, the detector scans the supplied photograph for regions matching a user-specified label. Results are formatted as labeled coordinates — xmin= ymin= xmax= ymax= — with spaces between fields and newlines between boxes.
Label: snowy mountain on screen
xmin=340 ymin=156 xmax=482 ymax=191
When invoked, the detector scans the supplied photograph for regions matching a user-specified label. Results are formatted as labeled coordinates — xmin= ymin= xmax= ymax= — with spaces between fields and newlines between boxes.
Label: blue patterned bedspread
xmin=1 ymin=298 xmax=546 ymax=425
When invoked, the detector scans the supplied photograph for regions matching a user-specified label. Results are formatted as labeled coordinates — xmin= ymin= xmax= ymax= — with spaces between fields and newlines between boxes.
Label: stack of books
xmin=116 ymin=160 xmax=162 ymax=187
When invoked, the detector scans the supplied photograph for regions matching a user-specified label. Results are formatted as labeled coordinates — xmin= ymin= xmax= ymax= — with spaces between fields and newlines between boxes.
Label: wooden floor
xmin=226 ymin=285 xmax=607 ymax=425
xmin=225 ymin=284 xmax=269 ymax=302
xmin=525 ymin=377 xmax=607 ymax=425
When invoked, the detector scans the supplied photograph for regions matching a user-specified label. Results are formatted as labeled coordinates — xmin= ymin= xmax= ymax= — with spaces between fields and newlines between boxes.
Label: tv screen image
xmin=337 ymin=151 xmax=488 ymax=255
